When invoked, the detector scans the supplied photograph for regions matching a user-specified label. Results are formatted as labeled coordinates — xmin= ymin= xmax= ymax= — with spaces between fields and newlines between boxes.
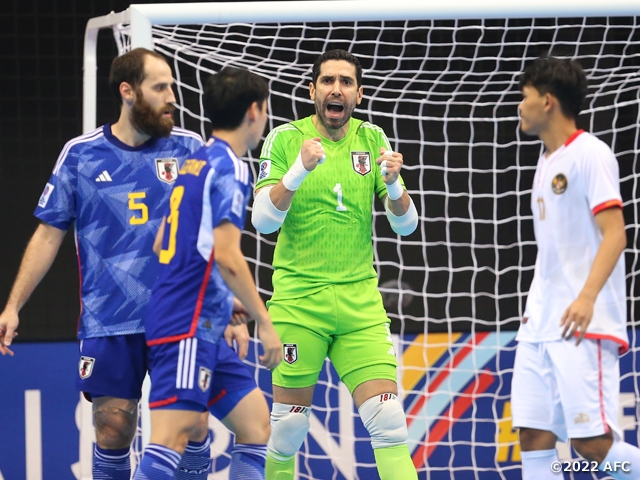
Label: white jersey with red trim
xmin=517 ymin=130 xmax=628 ymax=352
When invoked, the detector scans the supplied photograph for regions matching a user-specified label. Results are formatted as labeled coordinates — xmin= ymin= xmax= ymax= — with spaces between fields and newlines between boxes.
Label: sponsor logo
xmin=574 ymin=413 xmax=590 ymax=424
xmin=156 ymin=158 xmax=179 ymax=184
xmin=258 ymin=160 xmax=271 ymax=181
xmin=551 ymin=173 xmax=567 ymax=194
xmin=199 ymin=367 xmax=212 ymax=392
xmin=38 ymin=183 xmax=55 ymax=208
xmin=78 ymin=356 xmax=95 ymax=380
xmin=351 ymin=151 xmax=371 ymax=176
xmin=284 ymin=343 xmax=298 ymax=364
xmin=231 ymin=189 xmax=244 ymax=217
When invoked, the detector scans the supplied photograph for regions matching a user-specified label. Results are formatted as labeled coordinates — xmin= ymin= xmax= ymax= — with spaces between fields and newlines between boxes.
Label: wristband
xmin=282 ymin=151 xmax=310 ymax=191
xmin=386 ymin=179 xmax=404 ymax=201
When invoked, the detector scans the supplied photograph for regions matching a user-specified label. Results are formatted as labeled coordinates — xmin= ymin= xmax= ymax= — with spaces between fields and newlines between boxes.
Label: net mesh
xmin=110 ymin=14 xmax=640 ymax=480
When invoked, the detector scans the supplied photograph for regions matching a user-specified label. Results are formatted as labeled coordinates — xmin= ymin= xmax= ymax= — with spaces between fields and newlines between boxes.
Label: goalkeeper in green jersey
xmin=252 ymin=49 xmax=419 ymax=480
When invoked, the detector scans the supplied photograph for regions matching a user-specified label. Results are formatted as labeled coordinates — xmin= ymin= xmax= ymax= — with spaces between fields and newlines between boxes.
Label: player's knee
xmin=571 ymin=433 xmax=613 ymax=463
xmin=93 ymin=406 xmax=137 ymax=449
xmin=267 ymin=403 xmax=311 ymax=459
xmin=187 ymin=411 xmax=210 ymax=443
xmin=358 ymin=394 xmax=408 ymax=449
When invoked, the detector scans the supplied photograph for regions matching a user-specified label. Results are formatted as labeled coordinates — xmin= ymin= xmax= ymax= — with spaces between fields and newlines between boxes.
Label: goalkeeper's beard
xmin=314 ymin=97 xmax=356 ymax=131
xmin=130 ymin=94 xmax=175 ymax=138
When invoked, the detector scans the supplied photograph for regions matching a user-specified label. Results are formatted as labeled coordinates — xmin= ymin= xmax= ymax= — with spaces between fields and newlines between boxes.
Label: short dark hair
xmin=312 ymin=49 xmax=363 ymax=87
xmin=109 ymin=48 xmax=168 ymax=105
xmin=518 ymin=56 xmax=588 ymax=119
xmin=203 ymin=67 xmax=269 ymax=130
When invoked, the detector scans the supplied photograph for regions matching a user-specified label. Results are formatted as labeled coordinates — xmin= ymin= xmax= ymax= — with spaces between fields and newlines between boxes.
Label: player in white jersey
xmin=512 ymin=56 xmax=640 ymax=479
xmin=0 ymin=48 xmax=236 ymax=479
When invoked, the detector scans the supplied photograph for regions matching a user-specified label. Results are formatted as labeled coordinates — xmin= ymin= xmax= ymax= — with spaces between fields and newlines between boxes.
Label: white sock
xmin=600 ymin=441 xmax=640 ymax=479
xmin=521 ymin=449 xmax=561 ymax=480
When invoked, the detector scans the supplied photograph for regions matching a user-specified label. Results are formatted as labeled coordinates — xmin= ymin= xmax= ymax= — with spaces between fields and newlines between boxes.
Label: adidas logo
xmin=95 ymin=171 xmax=112 ymax=182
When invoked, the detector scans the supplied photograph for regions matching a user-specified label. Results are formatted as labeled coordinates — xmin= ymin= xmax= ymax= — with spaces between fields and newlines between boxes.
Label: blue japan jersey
xmin=145 ymin=137 xmax=252 ymax=346
xmin=34 ymin=124 xmax=204 ymax=339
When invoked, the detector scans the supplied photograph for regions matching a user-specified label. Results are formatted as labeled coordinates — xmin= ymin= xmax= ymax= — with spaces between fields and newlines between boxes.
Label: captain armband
xmin=385 ymin=196 xmax=418 ymax=236
xmin=251 ymin=186 xmax=289 ymax=234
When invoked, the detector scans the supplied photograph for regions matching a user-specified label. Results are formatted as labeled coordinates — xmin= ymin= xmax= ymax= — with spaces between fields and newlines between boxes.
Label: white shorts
xmin=511 ymin=338 xmax=622 ymax=442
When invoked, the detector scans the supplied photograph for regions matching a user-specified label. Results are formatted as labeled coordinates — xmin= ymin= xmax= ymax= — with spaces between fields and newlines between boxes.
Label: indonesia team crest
xmin=199 ymin=367 xmax=212 ymax=392
xmin=156 ymin=158 xmax=179 ymax=184
xmin=551 ymin=173 xmax=568 ymax=194
xmin=78 ymin=356 xmax=95 ymax=380
xmin=351 ymin=151 xmax=371 ymax=176
xmin=284 ymin=344 xmax=298 ymax=364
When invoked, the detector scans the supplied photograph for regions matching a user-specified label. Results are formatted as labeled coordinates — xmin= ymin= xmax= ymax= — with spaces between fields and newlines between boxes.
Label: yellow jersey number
xmin=128 ymin=192 xmax=149 ymax=225
xmin=159 ymin=186 xmax=185 ymax=264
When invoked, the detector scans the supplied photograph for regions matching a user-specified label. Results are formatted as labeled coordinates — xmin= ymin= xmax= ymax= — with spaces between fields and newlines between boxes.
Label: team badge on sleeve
xmin=38 ymin=183 xmax=55 ymax=208
xmin=156 ymin=158 xmax=179 ymax=184
xmin=284 ymin=343 xmax=298 ymax=364
xmin=78 ymin=356 xmax=95 ymax=379
xmin=258 ymin=160 xmax=271 ymax=181
xmin=231 ymin=189 xmax=245 ymax=217
xmin=552 ymin=173 xmax=568 ymax=194
xmin=351 ymin=151 xmax=371 ymax=176
xmin=199 ymin=366 xmax=212 ymax=392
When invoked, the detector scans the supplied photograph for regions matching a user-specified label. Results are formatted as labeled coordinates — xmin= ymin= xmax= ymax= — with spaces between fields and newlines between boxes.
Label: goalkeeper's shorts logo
xmin=284 ymin=343 xmax=298 ymax=364
xmin=351 ymin=151 xmax=371 ymax=176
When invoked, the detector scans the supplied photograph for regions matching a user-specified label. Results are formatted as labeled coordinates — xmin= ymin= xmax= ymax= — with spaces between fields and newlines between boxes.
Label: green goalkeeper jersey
xmin=256 ymin=115 xmax=405 ymax=299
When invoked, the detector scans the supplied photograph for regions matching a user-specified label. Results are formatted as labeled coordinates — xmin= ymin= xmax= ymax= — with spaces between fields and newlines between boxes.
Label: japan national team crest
xmin=351 ymin=151 xmax=371 ymax=176
xmin=156 ymin=158 xmax=179 ymax=184
xmin=78 ymin=356 xmax=95 ymax=380
xmin=199 ymin=366 xmax=212 ymax=392
xmin=283 ymin=343 xmax=298 ymax=364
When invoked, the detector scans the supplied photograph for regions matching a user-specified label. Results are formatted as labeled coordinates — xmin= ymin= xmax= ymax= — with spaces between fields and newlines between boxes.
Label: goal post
xmin=81 ymin=2 xmax=640 ymax=479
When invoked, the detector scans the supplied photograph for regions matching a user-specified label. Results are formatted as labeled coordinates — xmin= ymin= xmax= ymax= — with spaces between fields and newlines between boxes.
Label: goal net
xmin=84 ymin=3 xmax=640 ymax=479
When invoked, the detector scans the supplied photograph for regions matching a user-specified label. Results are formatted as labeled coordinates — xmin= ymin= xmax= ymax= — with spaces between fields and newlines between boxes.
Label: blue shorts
xmin=148 ymin=336 xmax=257 ymax=420
xmin=76 ymin=334 xmax=148 ymax=401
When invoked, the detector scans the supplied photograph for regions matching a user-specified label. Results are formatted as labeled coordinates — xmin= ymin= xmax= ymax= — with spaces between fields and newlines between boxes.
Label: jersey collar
xmin=103 ymin=124 xmax=161 ymax=152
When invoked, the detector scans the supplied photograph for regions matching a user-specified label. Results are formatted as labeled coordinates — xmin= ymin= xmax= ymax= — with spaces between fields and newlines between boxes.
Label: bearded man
xmin=0 ymin=48 xmax=213 ymax=479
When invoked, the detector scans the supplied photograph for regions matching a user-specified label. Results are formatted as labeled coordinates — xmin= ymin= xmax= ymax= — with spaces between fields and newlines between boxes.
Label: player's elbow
xmin=387 ymin=200 xmax=418 ymax=236
xmin=252 ymin=187 xmax=288 ymax=234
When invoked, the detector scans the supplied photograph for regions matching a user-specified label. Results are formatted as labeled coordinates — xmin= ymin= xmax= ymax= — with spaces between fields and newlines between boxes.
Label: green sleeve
xmin=255 ymin=124 xmax=301 ymax=191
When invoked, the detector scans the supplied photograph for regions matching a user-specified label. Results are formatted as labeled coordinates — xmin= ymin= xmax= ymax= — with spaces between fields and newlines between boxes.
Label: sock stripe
xmin=233 ymin=443 xmax=267 ymax=460
xmin=184 ymin=436 xmax=211 ymax=454
xmin=145 ymin=445 xmax=182 ymax=468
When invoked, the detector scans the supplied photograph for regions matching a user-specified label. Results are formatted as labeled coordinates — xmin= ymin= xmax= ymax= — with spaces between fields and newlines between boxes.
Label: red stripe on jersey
xmin=575 ymin=331 xmax=629 ymax=355
xmin=149 ymin=395 xmax=178 ymax=409
xmin=146 ymin=248 xmax=217 ymax=346
xmin=596 ymin=340 xmax=611 ymax=434
xmin=208 ymin=389 xmax=227 ymax=407
xmin=592 ymin=199 xmax=623 ymax=216
xmin=564 ymin=129 xmax=584 ymax=147
xmin=76 ymin=231 xmax=83 ymax=337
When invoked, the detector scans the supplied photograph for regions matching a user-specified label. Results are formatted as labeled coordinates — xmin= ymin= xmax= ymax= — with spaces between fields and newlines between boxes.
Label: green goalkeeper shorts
xmin=267 ymin=277 xmax=398 ymax=393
